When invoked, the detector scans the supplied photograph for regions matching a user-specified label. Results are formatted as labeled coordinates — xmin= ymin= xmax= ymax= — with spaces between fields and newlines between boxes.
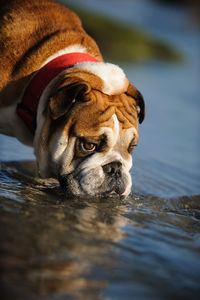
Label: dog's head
xmin=34 ymin=62 xmax=145 ymax=198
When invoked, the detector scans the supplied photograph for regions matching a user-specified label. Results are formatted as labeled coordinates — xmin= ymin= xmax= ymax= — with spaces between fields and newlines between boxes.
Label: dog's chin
xmin=58 ymin=168 xmax=131 ymax=199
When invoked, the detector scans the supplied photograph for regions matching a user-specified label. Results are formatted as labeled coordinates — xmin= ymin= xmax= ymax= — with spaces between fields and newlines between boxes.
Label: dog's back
xmin=0 ymin=0 xmax=102 ymax=107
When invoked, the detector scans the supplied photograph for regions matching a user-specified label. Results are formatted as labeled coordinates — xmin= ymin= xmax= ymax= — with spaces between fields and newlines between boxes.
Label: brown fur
xmin=43 ymin=76 xmax=139 ymax=154
xmin=0 ymin=0 xmax=144 ymax=153
xmin=0 ymin=0 xmax=145 ymax=197
xmin=47 ymin=68 xmax=142 ymax=135
xmin=0 ymin=0 xmax=103 ymax=107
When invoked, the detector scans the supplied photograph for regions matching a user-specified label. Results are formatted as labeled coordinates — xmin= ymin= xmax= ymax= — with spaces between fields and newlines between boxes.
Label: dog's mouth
xmin=96 ymin=176 xmax=129 ymax=198
xmin=58 ymin=162 xmax=131 ymax=199
xmin=107 ymin=184 xmax=131 ymax=198
xmin=59 ymin=180 xmax=128 ymax=199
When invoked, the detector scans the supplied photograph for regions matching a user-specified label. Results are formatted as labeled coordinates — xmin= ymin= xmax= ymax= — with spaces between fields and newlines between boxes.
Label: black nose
xmin=102 ymin=161 xmax=122 ymax=178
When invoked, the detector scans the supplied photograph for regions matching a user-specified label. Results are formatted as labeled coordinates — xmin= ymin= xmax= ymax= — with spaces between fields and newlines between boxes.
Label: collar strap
xmin=17 ymin=52 xmax=99 ymax=134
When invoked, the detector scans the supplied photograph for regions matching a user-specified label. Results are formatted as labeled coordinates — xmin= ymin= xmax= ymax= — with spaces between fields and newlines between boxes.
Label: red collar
xmin=17 ymin=52 xmax=99 ymax=134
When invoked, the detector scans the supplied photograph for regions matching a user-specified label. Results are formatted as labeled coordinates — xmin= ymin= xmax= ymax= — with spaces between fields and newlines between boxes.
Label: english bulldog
xmin=0 ymin=0 xmax=145 ymax=198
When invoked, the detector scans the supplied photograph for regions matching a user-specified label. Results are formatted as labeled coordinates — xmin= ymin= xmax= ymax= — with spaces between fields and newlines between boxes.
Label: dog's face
xmin=34 ymin=64 xmax=145 ymax=197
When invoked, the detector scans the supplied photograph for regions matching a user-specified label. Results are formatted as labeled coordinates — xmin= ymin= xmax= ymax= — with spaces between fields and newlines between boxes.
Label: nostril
xmin=104 ymin=164 xmax=112 ymax=174
xmin=110 ymin=166 xmax=116 ymax=175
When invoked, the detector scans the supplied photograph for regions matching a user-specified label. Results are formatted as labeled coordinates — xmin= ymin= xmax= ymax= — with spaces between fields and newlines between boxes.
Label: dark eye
xmin=81 ymin=142 xmax=97 ymax=153
xmin=128 ymin=144 xmax=136 ymax=153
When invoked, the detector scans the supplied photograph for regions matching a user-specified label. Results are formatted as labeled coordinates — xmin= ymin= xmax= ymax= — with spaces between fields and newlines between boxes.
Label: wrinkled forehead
xmin=73 ymin=91 xmax=139 ymax=134
xmin=72 ymin=93 xmax=139 ymax=145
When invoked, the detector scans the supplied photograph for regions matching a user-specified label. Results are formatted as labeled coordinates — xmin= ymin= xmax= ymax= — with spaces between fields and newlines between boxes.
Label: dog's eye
xmin=128 ymin=144 xmax=136 ymax=153
xmin=81 ymin=142 xmax=97 ymax=153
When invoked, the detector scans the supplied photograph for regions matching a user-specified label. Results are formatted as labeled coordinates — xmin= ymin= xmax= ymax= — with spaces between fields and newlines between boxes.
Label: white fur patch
xmin=74 ymin=62 xmax=128 ymax=95
xmin=112 ymin=114 xmax=119 ymax=140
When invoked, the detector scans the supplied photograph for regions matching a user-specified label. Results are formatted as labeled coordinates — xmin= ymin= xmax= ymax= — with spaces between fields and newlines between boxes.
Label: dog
xmin=0 ymin=0 xmax=145 ymax=198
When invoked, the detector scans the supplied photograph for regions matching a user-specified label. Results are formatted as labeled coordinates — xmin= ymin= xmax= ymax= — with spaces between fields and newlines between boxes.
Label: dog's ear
xmin=126 ymin=82 xmax=145 ymax=124
xmin=49 ymin=77 xmax=91 ymax=120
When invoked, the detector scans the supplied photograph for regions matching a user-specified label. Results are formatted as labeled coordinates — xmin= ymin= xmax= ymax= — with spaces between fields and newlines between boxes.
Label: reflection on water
xmin=0 ymin=0 xmax=200 ymax=299
xmin=0 ymin=161 xmax=129 ymax=299
xmin=0 ymin=161 xmax=200 ymax=300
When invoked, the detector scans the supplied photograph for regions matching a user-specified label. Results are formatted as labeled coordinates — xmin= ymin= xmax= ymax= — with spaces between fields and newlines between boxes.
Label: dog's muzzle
xmin=102 ymin=161 xmax=126 ymax=195
xmin=58 ymin=160 xmax=131 ymax=198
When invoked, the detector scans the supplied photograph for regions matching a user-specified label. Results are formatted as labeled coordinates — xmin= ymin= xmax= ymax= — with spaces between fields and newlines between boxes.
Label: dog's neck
xmin=17 ymin=52 xmax=99 ymax=134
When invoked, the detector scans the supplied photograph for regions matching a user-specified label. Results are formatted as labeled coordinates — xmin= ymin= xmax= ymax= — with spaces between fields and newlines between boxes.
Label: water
xmin=0 ymin=0 xmax=200 ymax=299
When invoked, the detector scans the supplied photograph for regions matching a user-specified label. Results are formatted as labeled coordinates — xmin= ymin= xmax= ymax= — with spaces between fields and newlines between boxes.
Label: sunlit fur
xmin=0 ymin=0 xmax=144 ymax=197
xmin=34 ymin=79 xmax=139 ymax=197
